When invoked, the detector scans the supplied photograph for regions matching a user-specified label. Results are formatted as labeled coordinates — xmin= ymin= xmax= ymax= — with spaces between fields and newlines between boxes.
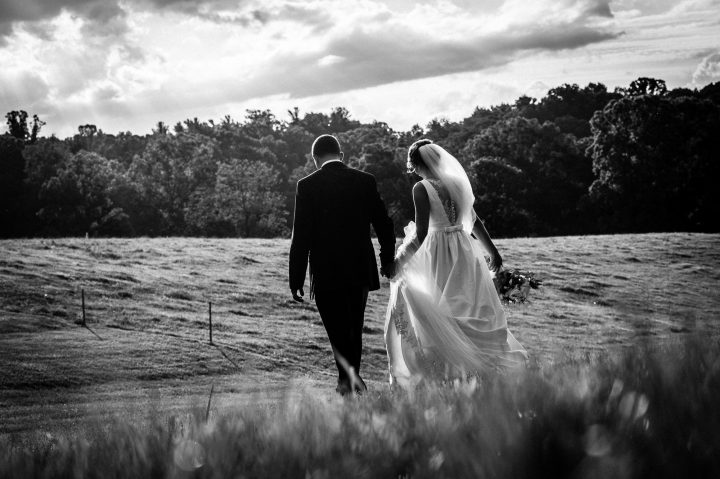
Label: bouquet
xmin=492 ymin=268 xmax=542 ymax=304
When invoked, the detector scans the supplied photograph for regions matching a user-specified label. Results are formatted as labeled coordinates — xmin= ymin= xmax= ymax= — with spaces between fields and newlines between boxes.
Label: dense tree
xmin=152 ymin=121 xmax=169 ymax=136
xmin=328 ymin=107 xmax=361 ymax=133
xmin=3 ymin=78 xmax=718 ymax=238
xmin=355 ymin=143 xmax=414 ymax=231
xmin=19 ymin=138 xmax=73 ymax=233
xmin=0 ymin=111 xmax=46 ymax=236
xmin=626 ymin=77 xmax=667 ymax=97
xmin=127 ymin=132 xmax=221 ymax=234
xmin=70 ymin=124 xmax=99 ymax=153
xmin=243 ymin=110 xmax=281 ymax=138
xmin=339 ymin=122 xmax=397 ymax=165
xmin=184 ymin=187 xmax=235 ymax=237
xmin=5 ymin=110 xmax=45 ymax=144
xmin=213 ymin=159 xmax=288 ymax=237
xmin=588 ymin=93 xmax=720 ymax=232
xmin=0 ymin=135 xmax=29 ymax=236
xmin=463 ymin=116 xmax=592 ymax=235
xmin=700 ymin=82 xmax=720 ymax=104
xmin=470 ymin=158 xmax=535 ymax=236
xmin=36 ymin=151 xmax=133 ymax=236
xmin=91 ymin=131 xmax=148 ymax=167
xmin=517 ymin=83 xmax=621 ymax=138
xmin=336 ymin=122 xmax=419 ymax=234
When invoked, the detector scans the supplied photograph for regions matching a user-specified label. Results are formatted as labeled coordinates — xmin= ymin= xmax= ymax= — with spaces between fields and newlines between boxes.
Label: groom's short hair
xmin=312 ymin=135 xmax=341 ymax=158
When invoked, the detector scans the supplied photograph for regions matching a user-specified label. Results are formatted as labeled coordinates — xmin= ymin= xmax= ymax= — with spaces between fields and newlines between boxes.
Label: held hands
xmin=380 ymin=261 xmax=396 ymax=280
xmin=489 ymin=250 xmax=503 ymax=273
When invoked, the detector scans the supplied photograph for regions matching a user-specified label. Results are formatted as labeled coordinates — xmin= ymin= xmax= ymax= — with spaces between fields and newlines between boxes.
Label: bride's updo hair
xmin=407 ymin=138 xmax=433 ymax=173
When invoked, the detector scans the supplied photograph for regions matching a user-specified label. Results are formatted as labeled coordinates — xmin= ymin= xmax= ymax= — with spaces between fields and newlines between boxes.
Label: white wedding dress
xmin=384 ymin=175 xmax=528 ymax=387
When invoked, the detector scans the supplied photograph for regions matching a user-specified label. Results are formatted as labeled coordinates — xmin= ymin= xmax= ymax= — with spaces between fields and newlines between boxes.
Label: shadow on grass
xmin=212 ymin=343 xmax=241 ymax=370
xmin=81 ymin=323 xmax=103 ymax=340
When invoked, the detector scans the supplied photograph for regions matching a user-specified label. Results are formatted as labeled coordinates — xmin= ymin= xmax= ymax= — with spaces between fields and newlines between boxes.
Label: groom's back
xmin=306 ymin=164 xmax=372 ymax=236
xmin=290 ymin=162 xmax=395 ymax=294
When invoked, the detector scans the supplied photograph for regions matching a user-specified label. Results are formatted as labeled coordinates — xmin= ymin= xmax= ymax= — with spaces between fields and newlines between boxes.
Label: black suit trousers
xmin=314 ymin=286 xmax=369 ymax=384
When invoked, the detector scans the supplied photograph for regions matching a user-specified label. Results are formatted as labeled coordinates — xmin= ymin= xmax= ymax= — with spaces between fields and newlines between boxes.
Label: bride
xmin=384 ymin=139 xmax=528 ymax=387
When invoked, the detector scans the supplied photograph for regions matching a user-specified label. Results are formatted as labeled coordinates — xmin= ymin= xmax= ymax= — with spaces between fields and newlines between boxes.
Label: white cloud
xmin=0 ymin=0 xmax=129 ymax=42
xmin=692 ymin=51 xmax=720 ymax=86
xmin=0 ymin=0 xmax=718 ymax=136
xmin=318 ymin=55 xmax=344 ymax=67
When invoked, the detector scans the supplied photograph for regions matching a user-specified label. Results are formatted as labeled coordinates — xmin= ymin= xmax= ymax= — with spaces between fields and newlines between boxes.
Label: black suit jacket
xmin=289 ymin=162 xmax=395 ymax=295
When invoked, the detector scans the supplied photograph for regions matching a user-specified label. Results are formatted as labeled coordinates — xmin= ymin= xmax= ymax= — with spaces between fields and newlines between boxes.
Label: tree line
xmin=1 ymin=77 xmax=718 ymax=239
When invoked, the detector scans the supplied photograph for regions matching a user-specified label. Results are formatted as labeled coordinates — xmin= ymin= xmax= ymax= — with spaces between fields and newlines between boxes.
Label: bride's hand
xmin=391 ymin=260 xmax=401 ymax=279
xmin=381 ymin=261 xmax=397 ymax=280
xmin=489 ymin=250 xmax=503 ymax=273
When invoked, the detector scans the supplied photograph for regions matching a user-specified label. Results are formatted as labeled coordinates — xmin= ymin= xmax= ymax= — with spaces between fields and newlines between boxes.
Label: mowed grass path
xmin=1 ymin=233 xmax=719 ymax=435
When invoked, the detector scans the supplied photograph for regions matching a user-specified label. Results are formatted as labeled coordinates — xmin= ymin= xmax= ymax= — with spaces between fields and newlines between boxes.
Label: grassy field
xmin=1 ymin=233 xmax=719 ymax=475
xmin=1 ymin=338 xmax=719 ymax=478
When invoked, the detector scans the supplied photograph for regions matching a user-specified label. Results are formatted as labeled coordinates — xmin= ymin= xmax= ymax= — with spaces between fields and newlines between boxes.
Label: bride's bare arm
xmin=392 ymin=183 xmax=429 ymax=272
xmin=412 ymin=182 xmax=430 ymax=246
xmin=472 ymin=210 xmax=503 ymax=272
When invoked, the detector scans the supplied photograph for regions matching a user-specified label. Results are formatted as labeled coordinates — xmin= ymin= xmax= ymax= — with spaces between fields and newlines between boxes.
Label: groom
xmin=289 ymin=134 xmax=396 ymax=395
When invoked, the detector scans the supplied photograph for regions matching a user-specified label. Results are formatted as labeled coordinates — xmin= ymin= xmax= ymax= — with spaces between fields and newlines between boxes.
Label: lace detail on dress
xmin=425 ymin=179 xmax=457 ymax=224
xmin=390 ymin=290 xmax=453 ymax=379
xmin=390 ymin=290 xmax=421 ymax=348
xmin=392 ymin=300 xmax=409 ymax=337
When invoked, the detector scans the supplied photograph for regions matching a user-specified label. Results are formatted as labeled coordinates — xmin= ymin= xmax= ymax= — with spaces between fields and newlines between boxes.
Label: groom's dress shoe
xmin=336 ymin=376 xmax=367 ymax=396
xmin=353 ymin=376 xmax=368 ymax=395
xmin=336 ymin=381 xmax=352 ymax=396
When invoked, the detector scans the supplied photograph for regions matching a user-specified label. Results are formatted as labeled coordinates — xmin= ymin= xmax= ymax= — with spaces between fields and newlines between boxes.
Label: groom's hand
xmin=291 ymin=288 xmax=305 ymax=303
xmin=381 ymin=261 xmax=396 ymax=280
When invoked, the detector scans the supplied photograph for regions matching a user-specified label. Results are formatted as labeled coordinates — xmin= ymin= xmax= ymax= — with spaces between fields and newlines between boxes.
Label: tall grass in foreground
xmin=2 ymin=337 xmax=719 ymax=479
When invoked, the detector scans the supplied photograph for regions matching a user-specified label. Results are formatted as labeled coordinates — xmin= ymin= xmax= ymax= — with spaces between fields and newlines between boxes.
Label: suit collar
xmin=320 ymin=160 xmax=345 ymax=169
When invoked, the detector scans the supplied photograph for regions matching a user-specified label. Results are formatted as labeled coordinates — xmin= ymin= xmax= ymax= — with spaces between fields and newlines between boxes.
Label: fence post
xmin=81 ymin=288 xmax=86 ymax=326
xmin=208 ymin=301 xmax=213 ymax=344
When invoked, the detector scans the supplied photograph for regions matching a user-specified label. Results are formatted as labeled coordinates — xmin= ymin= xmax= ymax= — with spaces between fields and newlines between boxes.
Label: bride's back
xmin=422 ymin=178 xmax=459 ymax=229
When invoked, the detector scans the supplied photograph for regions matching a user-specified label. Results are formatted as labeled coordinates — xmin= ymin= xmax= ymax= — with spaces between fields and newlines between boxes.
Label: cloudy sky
xmin=0 ymin=0 xmax=718 ymax=137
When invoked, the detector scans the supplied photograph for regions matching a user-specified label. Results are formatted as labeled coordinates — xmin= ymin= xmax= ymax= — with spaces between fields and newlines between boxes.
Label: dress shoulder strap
xmin=420 ymin=179 xmax=441 ymax=205
xmin=421 ymin=178 xmax=458 ymax=225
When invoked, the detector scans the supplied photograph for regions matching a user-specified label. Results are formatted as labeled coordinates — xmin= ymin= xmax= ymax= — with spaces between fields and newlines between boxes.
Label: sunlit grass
xmin=2 ymin=336 xmax=718 ymax=478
